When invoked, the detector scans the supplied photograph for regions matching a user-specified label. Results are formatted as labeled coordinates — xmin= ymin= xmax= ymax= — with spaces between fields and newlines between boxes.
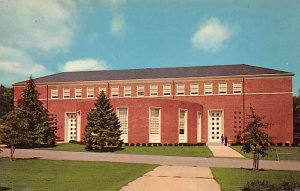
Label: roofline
xmin=13 ymin=72 xmax=294 ymax=87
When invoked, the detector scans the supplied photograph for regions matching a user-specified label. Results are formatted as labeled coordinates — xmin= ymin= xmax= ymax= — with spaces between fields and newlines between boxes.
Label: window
xmin=190 ymin=84 xmax=199 ymax=95
xmin=63 ymin=88 xmax=70 ymax=98
xmin=218 ymin=83 xmax=227 ymax=95
xmin=51 ymin=88 xmax=58 ymax=99
xmin=204 ymin=83 xmax=213 ymax=95
xmin=87 ymin=87 xmax=94 ymax=98
xmin=124 ymin=86 xmax=131 ymax=97
xmin=117 ymin=108 xmax=128 ymax=134
xmin=150 ymin=85 xmax=158 ymax=96
xmin=233 ymin=83 xmax=242 ymax=94
xmin=99 ymin=87 xmax=106 ymax=94
xmin=111 ymin=87 xmax=119 ymax=97
xmin=150 ymin=108 xmax=160 ymax=134
xmin=176 ymin=84 xmax=185 ymax=95
xmin=75 ymin=88 xmax=82 ymax=98
xmin=163 ymin=85 xmax=171 ymax=96
xmin=137 ymin=85 xmax=144 ymax=96
xmin=179 ymin=110 xmax=187 ymax=135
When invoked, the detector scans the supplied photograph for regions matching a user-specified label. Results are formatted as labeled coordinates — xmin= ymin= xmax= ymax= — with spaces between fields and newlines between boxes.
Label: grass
xmin=211 ymin=168 xmax=300 ymax=191
xmin=231 ymin=145 xmax=300 ymax=160
xmin=0 ymin=158 xmax=157 ymax=191
xmin=37 ymin=143 xmax=213 ymax=157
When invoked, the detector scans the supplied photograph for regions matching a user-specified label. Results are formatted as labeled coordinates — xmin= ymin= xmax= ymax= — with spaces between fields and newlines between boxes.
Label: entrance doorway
xmin=208 ymin=111 xmax=223 ymax=142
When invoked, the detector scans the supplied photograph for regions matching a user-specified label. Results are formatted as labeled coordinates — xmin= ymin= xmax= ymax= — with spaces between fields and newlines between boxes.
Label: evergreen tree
xmin=0 ymin=85 xmax=13 ymax=119
xmin=240 ymin=105 xmax=273 ymax=170
xmin=293 ymin=90 xmax=300 ymax=142
xmin=84 ymin=91 xmax=122 ymax=151
xmin=0 ymin=109 xmax=30 ymax=160
xmin=17 ymin=76 xmax=57 ymax=146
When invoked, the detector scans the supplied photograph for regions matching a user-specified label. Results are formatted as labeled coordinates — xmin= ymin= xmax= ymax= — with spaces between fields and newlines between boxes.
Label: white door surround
xmin=65 ymin=113 xmax=77 ymax=142
xmin=208 ymin=110 xmax=224 ymax=143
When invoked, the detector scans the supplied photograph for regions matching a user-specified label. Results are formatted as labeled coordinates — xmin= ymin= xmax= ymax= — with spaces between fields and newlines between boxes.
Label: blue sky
xmin=0 ymin=0 xmax=299 ymax=94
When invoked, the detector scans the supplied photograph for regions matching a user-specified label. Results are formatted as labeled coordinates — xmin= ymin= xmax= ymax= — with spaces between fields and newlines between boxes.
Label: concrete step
xmin=206 ymin=142 xmax=224 ymax=146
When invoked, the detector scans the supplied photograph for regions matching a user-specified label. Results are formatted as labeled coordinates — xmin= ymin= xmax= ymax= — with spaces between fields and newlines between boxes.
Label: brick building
xmin=13 ymin=64 xmax=294 ymax=145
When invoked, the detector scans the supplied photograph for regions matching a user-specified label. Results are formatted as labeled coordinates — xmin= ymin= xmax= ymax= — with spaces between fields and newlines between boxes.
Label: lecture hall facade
xmin=13 ymin=64 xmax=294 ymax=145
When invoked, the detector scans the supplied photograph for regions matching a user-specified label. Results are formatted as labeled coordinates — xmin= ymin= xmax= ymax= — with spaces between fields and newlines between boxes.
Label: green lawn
xmin=37 ymin=143 xmax=213 ymax=157
xmin=0 ymin=158 xmax=157 ymax=191
xmin=211 ymin=168 xmax=300 ymax=191
xmin=231 ymin=145 xmax=300 ymax=160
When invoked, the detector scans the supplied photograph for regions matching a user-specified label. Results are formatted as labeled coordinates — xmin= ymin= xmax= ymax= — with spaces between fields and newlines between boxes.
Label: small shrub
xmin=147 ymin=143 xmax=152 ymax=147
xmin=136 ymin=143 xmax=140 ymax=146
xmin=168 ymin=143 xmax=173 ymax=146
xmin=152 ymin=143 xmax=158 ymax=147
xmin=69 ymin=140 xmax=82 ymax=144
xmin=174 ymin=143 xmax=178 ymax=146
xmin=158 ymin=143 xmax=162 ymax=146
xmin=130 ymin=143 xmax=135 ymax=147
xmin=276 ymin=182 xmax=300 ymax=191
xmin=242 ymin=180 xmax=274 ymax=191
xmin=163 ymin=143 xmax=168 ymax=146
xmin=124 ymin=143 xmax=129 ymax=146
xmin=142 ymin=143 xmax=146 ymax=147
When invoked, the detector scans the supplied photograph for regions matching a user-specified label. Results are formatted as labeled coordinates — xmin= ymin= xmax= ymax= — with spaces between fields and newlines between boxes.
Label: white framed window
xmin=178 ymin=109 xmax=188 ymax=143
xmin=87 ymin=87 xmax=94 ymax=98
xmin=117 ymin=108 xmax=128 ymax=143
xmin=75 ymin=88 xmax=82 ymax=98
xmin=111 ymin=87 xmax=119 ymax=97
xmin=233 ymin=83 xmax=242 ymax=94
xmin=150 ymin=85 xmax=158 ymax=96
xmin=204 ymin=83 xmax=213 ymax=95
xmin=176 ymin=84 xmax=185 ymax=95
xmin=124 ymin=86 xmax=131 ymax=97
xmin=51 ymin=88 xmax=58 ymax=99
xmin=63 ymin=88 xmax=70 ymax=99
xmin=190 ymin=84 xmax=199 ymax=95
xmin=218 ymin=83 xmax=227 ymax=95
xmin=149 ymin=108 xmax=161 ymax=143
xmin=99 ymin=87 xmax=106 ymax=94
xmin=137 ymin=85 xmax=144 ymax=97
xmin=163 ymin=85 xmax=171 ymax=96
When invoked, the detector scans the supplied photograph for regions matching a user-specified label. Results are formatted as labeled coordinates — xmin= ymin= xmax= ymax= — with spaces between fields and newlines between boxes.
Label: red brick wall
xmin=13 ymin=76 xmax=294 ymax=144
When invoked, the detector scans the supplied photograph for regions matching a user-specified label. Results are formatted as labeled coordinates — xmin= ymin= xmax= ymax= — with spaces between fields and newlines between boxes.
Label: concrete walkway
xmin=120 ymin=166 xmax=221 ymax=191
xmin=208 ymin=145 xmax=244 ymax=158
xmin=1 ymin=148 xmax=300 ymax=171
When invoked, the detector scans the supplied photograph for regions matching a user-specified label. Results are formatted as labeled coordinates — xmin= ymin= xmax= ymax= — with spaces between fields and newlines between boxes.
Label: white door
xmin=66 ymin=113 xmax=77 ymax=142
xmin=149 ymin=108 xmax=161 ymax=143
xmin=197 ymin=112 xmax=202 ymax=143
xmin=208 ymin=111 xmax=222 ymax=142
xmin=178 ymin=110 xmax=187 ymax=143
xmin=76 ymin=112 xmax=81 ymax=142
xmin=117 ymin=108 xmax=128 ymax=143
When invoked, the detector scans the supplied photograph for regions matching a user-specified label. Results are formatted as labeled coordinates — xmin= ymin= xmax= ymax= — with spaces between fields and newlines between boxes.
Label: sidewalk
xmin=1 ymin=148 xmax=300 ymax=171
xmin=207 ymin=145 xmax=244 ymax=158
xmin=120 ymin=166 xmax=221 ymax=191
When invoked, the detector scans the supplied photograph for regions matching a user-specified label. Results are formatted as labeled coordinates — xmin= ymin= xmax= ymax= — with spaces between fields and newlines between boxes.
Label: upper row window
xmin=51 ymin=82 xmax=242 ymax=99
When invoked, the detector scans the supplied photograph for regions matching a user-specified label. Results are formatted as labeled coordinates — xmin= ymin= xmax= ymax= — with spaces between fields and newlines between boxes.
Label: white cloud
xmin=99 ymin=0 xmax=127 ymax=37
xmin=0 ymin=46 xmax=50 ymax=85
xmin=0 ymin=0 xmax=78 ymax=54
xmin=99 ymin=0 xmax=126 ymax=7
xmin=60 ymin=59 xmax=109 ymax=72
xmin=111 ymin=13 xmax=126 ymax=37
xmin=191 ymin=18 xmax=238 ymax=53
